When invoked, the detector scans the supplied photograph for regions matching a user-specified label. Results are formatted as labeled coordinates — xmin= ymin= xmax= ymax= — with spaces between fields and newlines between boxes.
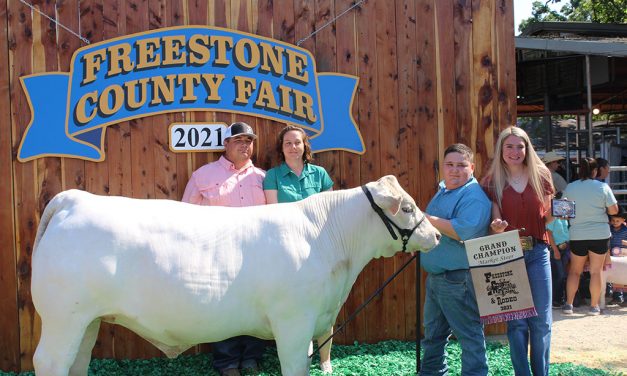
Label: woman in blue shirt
xmin=263 ymin=125 xmax=334 ymax=372
xmin=563 ymin=157 xmax=618 ymax=315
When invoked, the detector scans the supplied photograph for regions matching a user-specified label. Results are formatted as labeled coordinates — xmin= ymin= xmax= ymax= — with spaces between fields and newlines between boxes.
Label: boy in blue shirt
xmin=608 ymin=209 xmax=627 ymax=305
xmin=421 ymin=144 xmax=491 ymax=376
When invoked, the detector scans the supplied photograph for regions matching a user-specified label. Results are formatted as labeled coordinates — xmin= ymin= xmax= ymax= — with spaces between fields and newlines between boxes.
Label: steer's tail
xmin=32 ymin=190 xmax=72 ymax=255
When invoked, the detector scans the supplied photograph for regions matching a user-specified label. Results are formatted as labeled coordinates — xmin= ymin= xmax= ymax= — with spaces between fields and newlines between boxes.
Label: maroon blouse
xmin=483 ymin=178 xmax=553 ymax=243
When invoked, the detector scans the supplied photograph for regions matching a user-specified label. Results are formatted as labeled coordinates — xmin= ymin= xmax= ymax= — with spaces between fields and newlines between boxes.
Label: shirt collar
xmin=279 ymin=162 xmax=312 ymax=178
xmin=438 ymin=176 xmax=476 ymax=193
xmin=219 ymin=155 xmax=253 ymax=172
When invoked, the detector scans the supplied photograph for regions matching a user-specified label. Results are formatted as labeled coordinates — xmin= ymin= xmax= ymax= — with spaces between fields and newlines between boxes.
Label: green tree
xmin=518 ymin=0 xmax=627 ymax=33
xmin=518 ymin=1 xmax=566 ymax=32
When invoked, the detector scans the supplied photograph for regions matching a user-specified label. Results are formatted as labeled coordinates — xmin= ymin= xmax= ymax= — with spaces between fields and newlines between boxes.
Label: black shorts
xmin=569 ymin=238 xmax=610 ymax=256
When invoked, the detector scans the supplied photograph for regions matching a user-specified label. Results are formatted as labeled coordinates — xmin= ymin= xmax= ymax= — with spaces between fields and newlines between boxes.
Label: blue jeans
xmin=421 ymin=269 xmax=488 ymax=376
xmin=508 ymin=243 xmax=552 ymax=376
xmin=213 ymin=336 xmax=266 ymax=371
xmin=550 ymin=246 xmax=570 ymax=303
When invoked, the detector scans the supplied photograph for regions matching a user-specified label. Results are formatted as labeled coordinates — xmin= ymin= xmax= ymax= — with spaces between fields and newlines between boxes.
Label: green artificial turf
xmin=1 ymin=340 xmax=622 ymax=375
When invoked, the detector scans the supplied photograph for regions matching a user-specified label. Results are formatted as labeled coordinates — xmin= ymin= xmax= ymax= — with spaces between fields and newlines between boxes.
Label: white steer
xmin=31 ymin=175 xmax=440 ymax=376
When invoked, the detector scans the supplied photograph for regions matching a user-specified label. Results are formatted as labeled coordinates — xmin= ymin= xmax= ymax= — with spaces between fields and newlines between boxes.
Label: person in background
xmin=542 ymin=151 xmax=567 ymax=197
xmin=182 ymin=122 xmax=266 ymax=376
xmin=420 ymin=143 xmax=491 ymax=376
xmin=594 ymin=158 xmax=613 ymax=303
xmin=608 ymin=207 xmax=626 ymax=305
xmin=562 ymin=157 xmax=618 ymax=317
xmin=543 ymin=152 xmax=571 ymax=310
xmin=482 ymin=126 xmax=554 ymax=376
xmin=546 ymin=215 xmax=570 ymax=309
xmin=262 ymin=124 xmax=334 ymax=372
xmin=595 ymin=157 xmax=610 ymax=181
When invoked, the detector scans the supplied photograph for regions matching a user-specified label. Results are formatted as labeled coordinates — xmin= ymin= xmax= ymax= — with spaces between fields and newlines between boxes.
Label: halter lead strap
xmin=310 ymin=185 xmax=425 ymax=359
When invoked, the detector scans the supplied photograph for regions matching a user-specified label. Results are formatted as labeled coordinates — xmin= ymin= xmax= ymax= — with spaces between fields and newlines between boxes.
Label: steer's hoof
xmin=220 ymin=368 xmax=241 ymax=376
xmin=320 ymin=360 xmax=332 ymax=373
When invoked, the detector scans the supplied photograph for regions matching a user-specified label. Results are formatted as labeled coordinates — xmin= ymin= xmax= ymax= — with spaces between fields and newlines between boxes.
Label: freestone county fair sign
xmin=18 ymin=26 xmax=365 ymax=162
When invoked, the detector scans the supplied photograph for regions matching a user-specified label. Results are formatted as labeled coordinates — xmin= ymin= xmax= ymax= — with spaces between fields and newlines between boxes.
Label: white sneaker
xmin=588 ymin=306 xmax=601 ymax=315
xmin=562 ymin=303 xmax=573 ymax=314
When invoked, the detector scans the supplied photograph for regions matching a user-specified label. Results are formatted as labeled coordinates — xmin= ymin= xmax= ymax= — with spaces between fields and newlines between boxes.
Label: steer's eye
xmin=402 ymin=206 xmax=414 ymax=214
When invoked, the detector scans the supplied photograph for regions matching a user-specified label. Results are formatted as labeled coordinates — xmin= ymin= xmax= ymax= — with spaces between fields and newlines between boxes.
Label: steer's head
xmin=367 ymin=175 xmax=440 ymax=254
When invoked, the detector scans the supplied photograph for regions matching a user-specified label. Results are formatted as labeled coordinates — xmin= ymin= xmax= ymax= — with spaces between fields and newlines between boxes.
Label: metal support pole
xmin=566 ymin=131 xmax=571 ymax=181
xmin=544 ymin=93 xmax=552 ymax=151
xmin=416 ymin=252 xmax=421 ymax=373
xmin=585 ymin=54 xmax=594 ymax=157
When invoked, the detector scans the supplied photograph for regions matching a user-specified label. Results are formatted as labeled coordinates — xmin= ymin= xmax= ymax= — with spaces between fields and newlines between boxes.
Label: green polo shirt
xmin=263 ymin=162 xmax=334 ymax=203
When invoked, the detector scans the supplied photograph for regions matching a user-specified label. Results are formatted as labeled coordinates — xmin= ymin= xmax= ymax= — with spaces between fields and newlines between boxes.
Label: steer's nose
xmin=435 ymin=233 xmax=442 ymax=241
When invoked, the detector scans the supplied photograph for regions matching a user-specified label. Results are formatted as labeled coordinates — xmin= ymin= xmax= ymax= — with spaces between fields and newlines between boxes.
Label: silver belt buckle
xmin=520 ymin=236 xmax=533 ymax=251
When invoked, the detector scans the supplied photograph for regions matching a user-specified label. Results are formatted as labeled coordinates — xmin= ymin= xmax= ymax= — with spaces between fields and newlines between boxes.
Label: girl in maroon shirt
xmin=482 ymin=126 xmax=554 ymax=376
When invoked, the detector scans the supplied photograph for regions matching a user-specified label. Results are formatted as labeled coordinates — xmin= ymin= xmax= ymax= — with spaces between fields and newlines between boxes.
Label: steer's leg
xmin=69 ymin=319 xmax=101 ymax=376
xmin=33 ymin=317 xmax=93 ymax=376
xmin=316 ymin=326 xmax=333 ymax=373
xmin=273 ymin=323 xmax=314 ymax=376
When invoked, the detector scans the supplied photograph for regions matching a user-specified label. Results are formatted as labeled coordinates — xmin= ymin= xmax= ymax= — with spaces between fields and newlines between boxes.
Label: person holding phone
xmin=562 ymin=157 xmax=618 ymax=316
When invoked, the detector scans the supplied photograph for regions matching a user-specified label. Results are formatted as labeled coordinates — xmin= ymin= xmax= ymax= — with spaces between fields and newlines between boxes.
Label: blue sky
xmin=514 ymin=0 xmax=564 ymax=34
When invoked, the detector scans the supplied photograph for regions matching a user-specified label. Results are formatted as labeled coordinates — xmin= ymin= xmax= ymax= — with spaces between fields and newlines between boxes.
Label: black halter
xmin=361 ymin=185 xmax=426 ymax=252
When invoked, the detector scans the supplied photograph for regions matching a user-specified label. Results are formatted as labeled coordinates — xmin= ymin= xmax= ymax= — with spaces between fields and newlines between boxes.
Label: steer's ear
xmin=371 ymin=177 xmax=403 ymax=216
xmin=380 ymin=195 xmax=402 ymax=216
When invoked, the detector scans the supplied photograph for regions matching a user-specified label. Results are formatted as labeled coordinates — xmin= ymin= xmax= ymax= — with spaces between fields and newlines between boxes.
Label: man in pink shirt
xmin=182 ymin=122 xmax=266 ymax=376
xmin=182 ymin=122 xmax=266 ymax=207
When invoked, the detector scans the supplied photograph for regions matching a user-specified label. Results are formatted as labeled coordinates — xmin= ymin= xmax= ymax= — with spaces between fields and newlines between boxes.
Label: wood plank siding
xmin=0 ymin=0 xmax=515 ymax=371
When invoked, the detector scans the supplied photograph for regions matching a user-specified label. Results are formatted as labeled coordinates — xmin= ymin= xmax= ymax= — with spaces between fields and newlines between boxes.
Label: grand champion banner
xmin=464 ymin=230 xmax=537 ymax=324
xmin=18 ymin=26 xmax=365 ymax=162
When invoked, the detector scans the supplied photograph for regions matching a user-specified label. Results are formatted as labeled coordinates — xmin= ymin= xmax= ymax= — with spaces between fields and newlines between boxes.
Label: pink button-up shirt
xmin=182 ymin=156 xmax=266 ymax=207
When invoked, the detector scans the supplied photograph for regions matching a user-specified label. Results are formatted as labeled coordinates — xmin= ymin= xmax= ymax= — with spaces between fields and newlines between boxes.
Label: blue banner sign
xmin=18 ymin=26 xmax=365 ymax=162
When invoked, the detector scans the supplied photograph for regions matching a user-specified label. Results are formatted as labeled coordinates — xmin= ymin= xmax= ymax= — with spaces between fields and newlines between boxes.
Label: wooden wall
xmin=0 ymin=0 xmax=516 ymax=371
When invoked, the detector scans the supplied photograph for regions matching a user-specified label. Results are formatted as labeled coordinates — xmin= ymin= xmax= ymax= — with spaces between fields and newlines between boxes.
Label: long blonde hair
xmin=485 ymin=126 xmax=552 ymax=208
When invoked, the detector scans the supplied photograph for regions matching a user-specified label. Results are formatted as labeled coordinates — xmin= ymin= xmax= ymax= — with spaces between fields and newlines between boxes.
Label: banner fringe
xmin=480 ymin=307 xmax=538 ymax=325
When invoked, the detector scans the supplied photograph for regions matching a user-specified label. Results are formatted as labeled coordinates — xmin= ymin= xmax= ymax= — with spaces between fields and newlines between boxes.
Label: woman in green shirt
xmin=263 ymin=125 xmax=333 ymax=204
xmin=263 ymin=125 xmax=334 ymax=372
